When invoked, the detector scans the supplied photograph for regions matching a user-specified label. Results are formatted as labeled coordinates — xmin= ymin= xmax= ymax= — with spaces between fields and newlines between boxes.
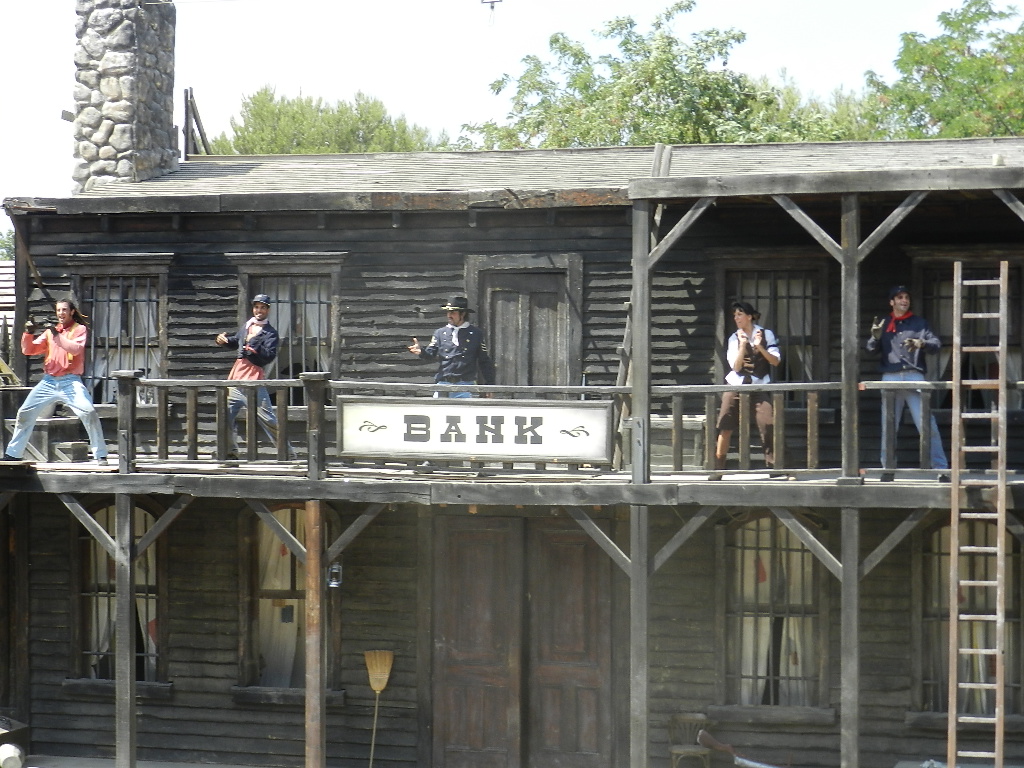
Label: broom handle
xmin=369 ymin=690 xmax=380 ymax=768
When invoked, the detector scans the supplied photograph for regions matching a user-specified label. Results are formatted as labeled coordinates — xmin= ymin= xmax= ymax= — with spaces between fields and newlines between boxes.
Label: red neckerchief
xmin=55 ymin=322 xmax=74 ymax=334
xmin=886 ymin=311 xmax=912 ymax=334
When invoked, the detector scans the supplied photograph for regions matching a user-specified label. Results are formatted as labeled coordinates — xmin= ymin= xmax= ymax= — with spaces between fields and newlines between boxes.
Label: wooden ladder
xmin=947 ymin=260 xmax=1009 ymax=768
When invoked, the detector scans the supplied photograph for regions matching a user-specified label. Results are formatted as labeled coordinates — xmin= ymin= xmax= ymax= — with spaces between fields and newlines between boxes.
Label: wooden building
xmin=3 ymin=137 xmax=1024 ymax=768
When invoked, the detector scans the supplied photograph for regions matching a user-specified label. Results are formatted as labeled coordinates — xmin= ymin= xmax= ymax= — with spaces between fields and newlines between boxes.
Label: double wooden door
xmin=432 ymin=516 xmax=612 ymax=768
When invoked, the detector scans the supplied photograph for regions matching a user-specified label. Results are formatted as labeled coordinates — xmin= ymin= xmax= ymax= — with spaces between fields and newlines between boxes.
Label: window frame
xmin=68 ymin=255 xmax=171 ymax=405
xmin=66 ymin=497 xmax=170 ymax=694
xmin=711 ymin=249 xmax=833 ymax=393
xmin=714 ymin=510 xmax=832 ymax=715
xmin=909 ymin=514 xmax=1024 ymax=721
xmin=236 ymin=503 xmax=343 ymax=697
xmin=229 ymin=254 xmax=345 ymax=382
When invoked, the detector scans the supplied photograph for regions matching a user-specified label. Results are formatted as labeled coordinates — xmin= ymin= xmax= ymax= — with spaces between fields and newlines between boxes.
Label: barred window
xmin=724 ymin=513 xmax=822 ymax=706
xmin=919 ymin=520 xmax=1022 ymax=714
xmin=75 ymin=503 xmax=164 ymax=681
xmin=78 ymin=273 xmax=165 ymax=404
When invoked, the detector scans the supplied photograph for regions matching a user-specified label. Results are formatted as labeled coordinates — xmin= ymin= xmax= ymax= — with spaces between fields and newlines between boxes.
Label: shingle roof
xmin=9 ymin=136 xmax=1024 ymax=215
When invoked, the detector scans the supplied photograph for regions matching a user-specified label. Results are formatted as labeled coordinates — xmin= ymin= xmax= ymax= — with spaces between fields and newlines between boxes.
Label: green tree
xmin=210 ymin=87 xmax=443 ymax=154
xmin=0 ymin=229 xmax=13 ymax=260
xmin=462 ymin=0 xmax=873 ymax=149
xmin=866 ymin=0 xmax=1024 ymax=138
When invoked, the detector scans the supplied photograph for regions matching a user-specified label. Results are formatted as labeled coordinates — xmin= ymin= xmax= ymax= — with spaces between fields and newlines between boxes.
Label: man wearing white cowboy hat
xmin=407 ymin=296 xmax=495 ymax=397
xmin=216 ymin=293 xmax=297 ymax=459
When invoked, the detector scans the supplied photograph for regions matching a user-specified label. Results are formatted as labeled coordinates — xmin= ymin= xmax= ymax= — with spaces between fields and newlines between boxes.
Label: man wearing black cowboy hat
xmin=407 ymin=297 xmax=495 ymax=397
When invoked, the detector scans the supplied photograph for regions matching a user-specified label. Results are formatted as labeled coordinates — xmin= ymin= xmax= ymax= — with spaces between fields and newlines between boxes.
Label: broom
xmin=364 ymin=649 xmax=394 ymax=768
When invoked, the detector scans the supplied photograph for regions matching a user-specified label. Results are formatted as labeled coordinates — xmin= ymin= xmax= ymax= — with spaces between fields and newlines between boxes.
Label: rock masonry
xmin=73 ymin=0 xmax=178 ymax=193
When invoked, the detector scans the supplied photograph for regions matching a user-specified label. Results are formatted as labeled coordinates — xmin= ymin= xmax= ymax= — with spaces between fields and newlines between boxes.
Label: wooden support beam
xmin=840 ymin=507 xmax=860 ymax=768
xmin=860 ymin=508 xmax=931 ymax=579
xmin=136 ymin=494 xmax=195 ymax=556
xmin=58 ymin=493 xmax=117 ymax=558
xmin=770 ymin=507 xmax=842 ymax=579
xmin=647 ymin=197 xmax=715 ymax=268
xmin=247 ymin=499 xmax=307 ymax=563
xmin=115 ymin=493 xmax=137 ymax=768
xmin=326 ymin=502 xmax=386 ymax=562
xmin=629 ymin=504 xmax=649 ymax=768
xmin=772 ymin=194 xmax=842 ymax=260
xmin=631 ymin=201 xmax=652 ymax=485
xmin=563 ymin=506 xmax=631 ymax=574
xmin=840 ymin=194 xmax=862 ymax=481
xmin=857 ymin=191 xmax=928 ymax=262
xmin=0 ymin=491 xmax=15 ymax=514
xmin=305 ymin=499 xmax=326 ymax=768
xmin=652 ymin=506 xmax=718 ymax=573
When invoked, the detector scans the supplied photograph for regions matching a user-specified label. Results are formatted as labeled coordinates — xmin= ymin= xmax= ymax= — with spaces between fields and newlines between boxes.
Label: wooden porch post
xmin=305 ymin=499 xmax=326 ymax=768
xmin=840 ymin=507 xmax=860 ymax=768
xmin=114 ymin=492 xmax=136 ymax=768
xmin=840 ymin=194 xmax=861 ymax=480
xmin=630 ymin=200 xmax=652 ymax=768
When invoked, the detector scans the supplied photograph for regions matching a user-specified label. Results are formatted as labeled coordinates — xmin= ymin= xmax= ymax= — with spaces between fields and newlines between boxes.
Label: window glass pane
xmin=80 ymin=505 xmax=159 ymax=681
xmin=727 ymin=514 xmax=818 ymax=705
xmin=80 ymin=276 xmax=161 ymax=404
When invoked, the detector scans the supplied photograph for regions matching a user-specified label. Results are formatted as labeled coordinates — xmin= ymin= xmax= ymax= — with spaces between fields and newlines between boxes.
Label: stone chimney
xmin=72 ymin=0 xmax=178 ymax=193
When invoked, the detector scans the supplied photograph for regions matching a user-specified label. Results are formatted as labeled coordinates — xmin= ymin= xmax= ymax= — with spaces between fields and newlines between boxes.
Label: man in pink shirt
xmin=2 ymin=298 xmax=108 ymax=464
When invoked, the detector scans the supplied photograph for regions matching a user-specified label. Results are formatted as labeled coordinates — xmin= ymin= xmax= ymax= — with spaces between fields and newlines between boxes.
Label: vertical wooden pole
xmin=114 ymin=370 xmax=139 ymax=473
xmin=305 ymin=499 xmax=325 ymax=768
xmin=840 ymin=194 xmax=861 ymax=480
xmin=629 ymin=199 xmax=651 ymax=767
xmin=115 ymin=493 xmax=136 ymax=768
xmin=840 ymin=507 xmax=860 ymax=768
xmin=302 ymin=373 xmax=329 ymax=480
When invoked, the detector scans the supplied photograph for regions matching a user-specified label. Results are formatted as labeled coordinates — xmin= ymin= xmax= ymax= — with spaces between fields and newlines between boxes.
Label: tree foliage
xmin=210 ymin=87 xmax=443 ymax=154
xmin=866 ymin=0 xmax=1024 ymax=138
xmin=0 ymin=229 xmax=13 ymax=261
xmin=462 ymin=0 xmax=874 ymax=149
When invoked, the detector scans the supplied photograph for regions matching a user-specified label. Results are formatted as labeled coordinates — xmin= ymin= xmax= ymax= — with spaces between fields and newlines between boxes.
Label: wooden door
xmin=432 ymin=517 xmax=612 ymax=768
xmin=481 ymin=271 xmax=571 ymax=387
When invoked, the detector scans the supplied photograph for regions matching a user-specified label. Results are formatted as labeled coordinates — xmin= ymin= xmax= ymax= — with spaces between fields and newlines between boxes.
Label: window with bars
xmin=239 ymin=505 xmax=342 ymax=690
xmin=77 ymin=273 xmax=165 ymax=404
xmin=918 ymin=519 xmax=1022 ymax=715
xmin=74 ymin=503 xmax=164 ymax=682
xmin=722 ymin=263 xmax=828 ymax=397
xmin=722 ymin=513 xmax=824 ymax=706
xmin=918 ymin=263 xmax=1022 ymax=409
xmin=244 ymin=274 xmax=335 ymax=403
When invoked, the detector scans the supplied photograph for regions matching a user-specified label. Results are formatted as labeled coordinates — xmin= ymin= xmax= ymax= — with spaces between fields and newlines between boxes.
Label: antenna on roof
xmin=481 ymin=0 xmax=502 ymax=8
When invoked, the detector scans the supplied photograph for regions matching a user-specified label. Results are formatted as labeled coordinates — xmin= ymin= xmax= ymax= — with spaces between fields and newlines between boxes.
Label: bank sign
xmin=338 ymin=397 xmax=614 ymax=464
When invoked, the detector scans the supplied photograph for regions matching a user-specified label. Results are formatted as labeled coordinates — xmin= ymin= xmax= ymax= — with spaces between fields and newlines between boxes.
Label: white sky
xmin=0 ymin=0 xmax=965 ymax=208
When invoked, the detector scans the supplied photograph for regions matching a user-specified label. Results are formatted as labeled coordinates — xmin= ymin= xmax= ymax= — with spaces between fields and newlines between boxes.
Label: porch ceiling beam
xmin=773 ymin=194 xmax=842 ymax=261
xmin=135 ymin=494 xmax=195 ymax=557
xmin=563 ymin=506 xmax=631 ymax=575
xmin=994 ymin=188 xmax=1024 ymax=223
xmin=628 ymin=165 xmax=1024 ymax=199
xmin=859 ymin=508 xmax=932 ymax=580
xmin=326 ymin=502 xmax=386 ymax=562
xmin=769 ymin=507 xmax=842 ymax=579
xmin=58 ymin=492 xmax=117 ymax=560
xmin=647 ymin=197 xmax=715 ymax=268
xmin=857 ymin=190 xmax=929 ymax=263
xmin=651 ymin=506 xmax=718 ymax=574
xmin=246 ymin=499 xmax=307 ymax=564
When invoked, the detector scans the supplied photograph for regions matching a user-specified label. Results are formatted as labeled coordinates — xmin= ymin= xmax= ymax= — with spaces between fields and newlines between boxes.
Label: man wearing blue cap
xmin=866 ymin=285 xmax=948 ymax=479
xmin=216 ymin=293 xmax=296 ymax=460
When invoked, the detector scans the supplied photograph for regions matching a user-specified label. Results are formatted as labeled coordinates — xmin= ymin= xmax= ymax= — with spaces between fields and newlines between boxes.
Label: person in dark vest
xmin=866 ymin=284 xmax=948 ymax=479
xmin=407 ymin=296 xmax=495 ymax=397
xmin=714 ymin=301 xmax=781 ymax=469
xmin=216 ymin=293 xmax=296 ymax=460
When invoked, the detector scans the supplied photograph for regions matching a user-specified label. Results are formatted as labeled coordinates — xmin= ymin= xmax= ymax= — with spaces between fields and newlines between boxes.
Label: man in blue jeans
xmin=407 ymin=297 xmax=495 ymax=398
xmin=866 ymin=285 xmax=949 ymax=480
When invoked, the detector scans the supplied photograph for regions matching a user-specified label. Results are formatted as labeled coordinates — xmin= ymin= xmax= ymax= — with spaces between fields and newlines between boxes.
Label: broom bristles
xmin=365 ymin=650 xmax=394 ymax=693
